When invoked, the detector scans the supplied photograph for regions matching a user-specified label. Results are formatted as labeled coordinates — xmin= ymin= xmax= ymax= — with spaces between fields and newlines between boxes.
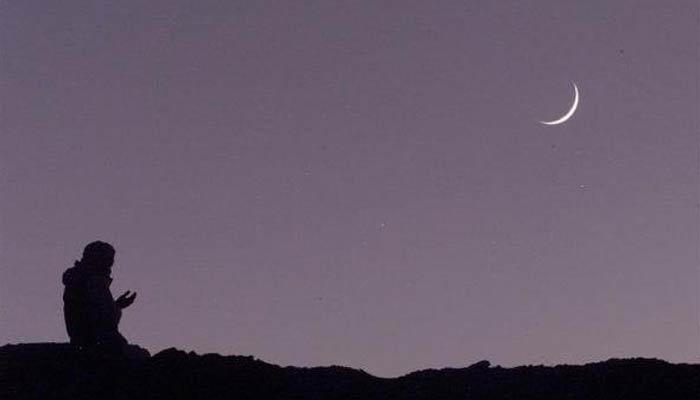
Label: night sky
xmin=1 ymin=1 xmax=698 ymax=377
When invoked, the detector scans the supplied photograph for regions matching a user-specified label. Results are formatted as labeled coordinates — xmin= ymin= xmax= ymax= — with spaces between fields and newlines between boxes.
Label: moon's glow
xmin=539 ymin=82 xmax=579 ymax=125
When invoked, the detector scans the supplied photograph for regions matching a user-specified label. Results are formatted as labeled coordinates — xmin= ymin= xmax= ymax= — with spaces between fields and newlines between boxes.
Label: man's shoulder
xmin=84 ymin=274 xmax=113 ymax=291
xmin=62 ymin=265 xmax=85 ymax=286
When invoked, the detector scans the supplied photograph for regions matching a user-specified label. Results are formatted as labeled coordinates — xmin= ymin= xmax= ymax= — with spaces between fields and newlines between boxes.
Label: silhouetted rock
xmin=1 ymin=343 xmax=699 ymax=399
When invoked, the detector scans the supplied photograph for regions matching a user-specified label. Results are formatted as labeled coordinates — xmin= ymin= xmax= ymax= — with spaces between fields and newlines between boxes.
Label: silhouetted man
xmin=62 ymin=241 xmax=138 ymax=356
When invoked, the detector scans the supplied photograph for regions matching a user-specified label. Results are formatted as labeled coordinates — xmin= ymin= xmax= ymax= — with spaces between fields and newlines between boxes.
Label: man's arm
xmin=86 ymin=276 xmax=121 ymax=331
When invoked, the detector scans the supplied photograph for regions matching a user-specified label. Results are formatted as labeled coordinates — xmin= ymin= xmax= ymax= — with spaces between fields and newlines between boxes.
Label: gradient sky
xmin=1 ymin=1 xmax=698 ymax=377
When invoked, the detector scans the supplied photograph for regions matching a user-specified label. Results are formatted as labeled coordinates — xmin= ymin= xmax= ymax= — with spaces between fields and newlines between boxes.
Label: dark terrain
xmin=1 ymin=343 xmax=698 ymax=399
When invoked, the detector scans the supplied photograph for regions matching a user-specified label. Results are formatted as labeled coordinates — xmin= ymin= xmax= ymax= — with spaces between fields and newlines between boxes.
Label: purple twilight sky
xmin=1 ymin=1 xmax=698 ymax=377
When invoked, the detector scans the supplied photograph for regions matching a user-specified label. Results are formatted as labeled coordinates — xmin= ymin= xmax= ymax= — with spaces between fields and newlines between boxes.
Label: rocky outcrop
xmin=1 ymin=343 xmax=698 ymax=399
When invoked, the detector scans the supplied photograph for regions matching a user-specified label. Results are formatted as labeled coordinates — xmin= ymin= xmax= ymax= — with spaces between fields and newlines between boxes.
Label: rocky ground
xmin=1 ymin=343 xmax=699 ymax=399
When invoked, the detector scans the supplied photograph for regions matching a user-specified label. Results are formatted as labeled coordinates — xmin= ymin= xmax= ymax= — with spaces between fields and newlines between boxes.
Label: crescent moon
xmin=539 ymin=82 xmax=579 ymax=126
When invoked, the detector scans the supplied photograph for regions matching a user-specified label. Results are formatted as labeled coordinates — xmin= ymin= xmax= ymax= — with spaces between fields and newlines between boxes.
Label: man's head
xmin=81 ymin=241 xmax=115 ymax=271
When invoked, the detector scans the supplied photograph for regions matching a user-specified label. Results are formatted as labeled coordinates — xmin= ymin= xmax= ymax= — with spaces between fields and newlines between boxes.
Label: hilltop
xmin=1 ymin=343 xmax=698 ymax=399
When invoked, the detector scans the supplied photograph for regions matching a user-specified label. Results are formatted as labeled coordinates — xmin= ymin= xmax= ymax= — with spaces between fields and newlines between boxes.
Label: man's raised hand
xmin=116 ymin=290 xmax=137 ymax=309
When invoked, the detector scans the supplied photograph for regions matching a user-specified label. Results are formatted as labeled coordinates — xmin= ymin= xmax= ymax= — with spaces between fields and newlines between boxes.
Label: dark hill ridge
xmin=1 ymin=343 xmax=698 ymax=399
